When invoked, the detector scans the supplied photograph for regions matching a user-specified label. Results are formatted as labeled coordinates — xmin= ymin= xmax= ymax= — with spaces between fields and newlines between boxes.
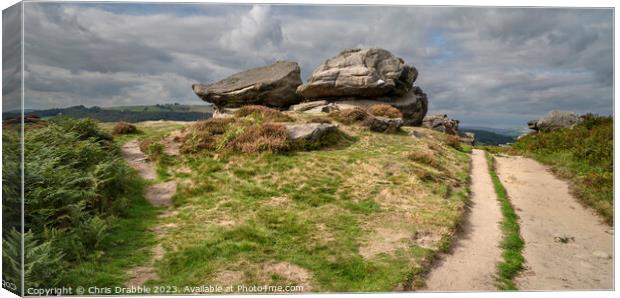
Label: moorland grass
xmin=58 ymin=119 xmax=472 ymax=291
xmin=141 ymin=124 xmax=471 ymax=292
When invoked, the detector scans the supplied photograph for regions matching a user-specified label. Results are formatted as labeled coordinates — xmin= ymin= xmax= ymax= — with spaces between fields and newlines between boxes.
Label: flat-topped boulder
xmin=297 ymin=48 xmax=418 ymax=99
xmin=528 ymin=110 xmax=582 ymax=132
xmin=192 ymin=61 xmax=302 ymax=109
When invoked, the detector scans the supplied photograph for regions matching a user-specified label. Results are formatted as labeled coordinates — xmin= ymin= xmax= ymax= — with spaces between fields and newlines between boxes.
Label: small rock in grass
xmin=286 ymin=123 xmax=337 ymax=142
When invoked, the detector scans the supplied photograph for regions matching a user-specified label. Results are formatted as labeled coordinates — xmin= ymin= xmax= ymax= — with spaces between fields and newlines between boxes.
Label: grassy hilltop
xmin=5 ymin=107 xmax=472 ymax=291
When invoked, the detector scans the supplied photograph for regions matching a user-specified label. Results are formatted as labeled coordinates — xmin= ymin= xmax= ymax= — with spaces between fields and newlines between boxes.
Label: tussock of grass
xmin=139 ymin=139 xmax=165 ymax=160
xmin=234 ymin=105 xmax=294 ymax=122
xmin=407 ymin=151 xmax=438 ymax=167
xmin=366 ymin=104 xmax=402 ymax=119
xmin=226 ymin=123 xmax=290 ymax=153
xmin=192 ymin=118 xmax=236 ymax=135
xmin=510 ymin=114 xmax=612 ymax=224
xmin=112 ymin=121 xmax=138 ymax=134
xmin=444 ymin=135 xmax=462 ymax=150
xmin=485 ymin=152 xmax=525 ymax=290
xmin=329 ymin=108 xmax=370 ymax=124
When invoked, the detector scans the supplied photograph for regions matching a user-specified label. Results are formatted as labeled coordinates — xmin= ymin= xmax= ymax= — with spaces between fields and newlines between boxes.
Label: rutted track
xmin=424 ymin=149 xmax=503 ymax=291
xmin=495 ymin=155 xmax=613 ymax=290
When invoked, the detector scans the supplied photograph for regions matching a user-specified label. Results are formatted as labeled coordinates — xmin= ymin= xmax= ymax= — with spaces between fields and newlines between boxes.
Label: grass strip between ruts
xmin=485 ymin=151 xmax=525 ymax=290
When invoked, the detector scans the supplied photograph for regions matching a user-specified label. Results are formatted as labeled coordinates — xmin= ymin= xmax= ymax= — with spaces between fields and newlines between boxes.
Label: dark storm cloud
xmin=20 ymin=3 xmax=612 ymax=128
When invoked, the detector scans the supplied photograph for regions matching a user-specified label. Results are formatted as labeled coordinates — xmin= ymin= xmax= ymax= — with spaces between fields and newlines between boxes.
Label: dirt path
xmin=121 ymin=140 xmax=157 ymax=180
xmin=494 ymin=155 xmax=613 ymax=290
xmin=120 ymin=139 xmax=176 ymax=207
xmin=120 ymin=136 xmax=182 ymax=286
xmin=424 ymin=149 xmax=503 ymax=291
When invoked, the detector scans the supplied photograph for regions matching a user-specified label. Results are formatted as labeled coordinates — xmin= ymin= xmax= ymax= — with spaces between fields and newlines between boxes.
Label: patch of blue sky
xmin=427 ymin=29 xmax=458 ymax=65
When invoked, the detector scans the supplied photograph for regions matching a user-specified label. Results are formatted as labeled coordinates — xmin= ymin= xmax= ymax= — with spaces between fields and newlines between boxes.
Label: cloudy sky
xmin=8 ymin=2 xmax=614 ymax=128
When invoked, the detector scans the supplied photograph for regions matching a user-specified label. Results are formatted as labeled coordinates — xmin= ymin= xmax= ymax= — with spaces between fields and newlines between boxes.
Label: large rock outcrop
xmin=421 ymin=114 xmax=475 ymax=145
xmin=527 ymin=110 xmax=582 ymax=132
xmin=333 ymin=86 xmax=428 ymax=126
xmin=192 ymin=61 xmax=302 ymax=110
xmin=294 ymin=48 xmax=427 ymax=126
xmin=422 ymin=114 xmax=460 ymax=135
xmin=297 ymin=48 xmax=417 ymax=99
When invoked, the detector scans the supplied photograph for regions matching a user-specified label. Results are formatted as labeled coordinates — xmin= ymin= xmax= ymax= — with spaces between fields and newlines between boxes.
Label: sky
xmin=3 ymin=2 xmax=614 ymax=128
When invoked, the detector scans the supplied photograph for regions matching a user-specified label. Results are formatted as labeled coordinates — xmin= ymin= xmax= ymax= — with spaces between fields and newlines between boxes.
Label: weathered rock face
xmin=528 ymin=111 xmax=582 ymax=132
xmin=297 ymin=48 xmax=417 ymax=99
xmin=402 ymin=86 xmax=429 ymax=126
xmin=459 ymin=132 xmax=476 ymax=145
xmin=333 ymin=87 xmax=427 ymax=126
xmin=192 ymin=61 xmax=302 ymax=109
xmin=422 ymin=114 xmax=460 ymax=135
xmin=286 ymin=123 xmax=337 ymax=142
xmin=365 ymin=116 xmax=404 ymax=133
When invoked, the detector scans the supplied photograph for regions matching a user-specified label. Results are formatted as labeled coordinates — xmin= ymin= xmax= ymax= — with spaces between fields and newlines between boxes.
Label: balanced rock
xmin=422 ymin=114 xmax=460 ymax=135
xmin=286 ymin=123 xmax=337 ymax=142
xmin=297 ymin=48 xmax=417 ymax=99
xmin=528 ymin=110 xmax=581 ymax=132
xmin=192 ymin=61 xmax=302 ymax=109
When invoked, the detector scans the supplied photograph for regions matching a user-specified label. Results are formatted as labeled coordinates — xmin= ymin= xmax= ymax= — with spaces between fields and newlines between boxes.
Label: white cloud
xmin=220 ymin=5 xmax=283 ymax=51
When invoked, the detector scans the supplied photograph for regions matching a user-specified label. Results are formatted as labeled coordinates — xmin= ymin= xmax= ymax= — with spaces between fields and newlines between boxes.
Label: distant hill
xmin=3 ymin=104 xmax=213 ymax=123
xmin=461 ymin=126 xmax=528 ymax=138
xmin=104 ymin=103 xmax=214 ymax=113
xmin=460 ymin=128 xmax=516 ymax=145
